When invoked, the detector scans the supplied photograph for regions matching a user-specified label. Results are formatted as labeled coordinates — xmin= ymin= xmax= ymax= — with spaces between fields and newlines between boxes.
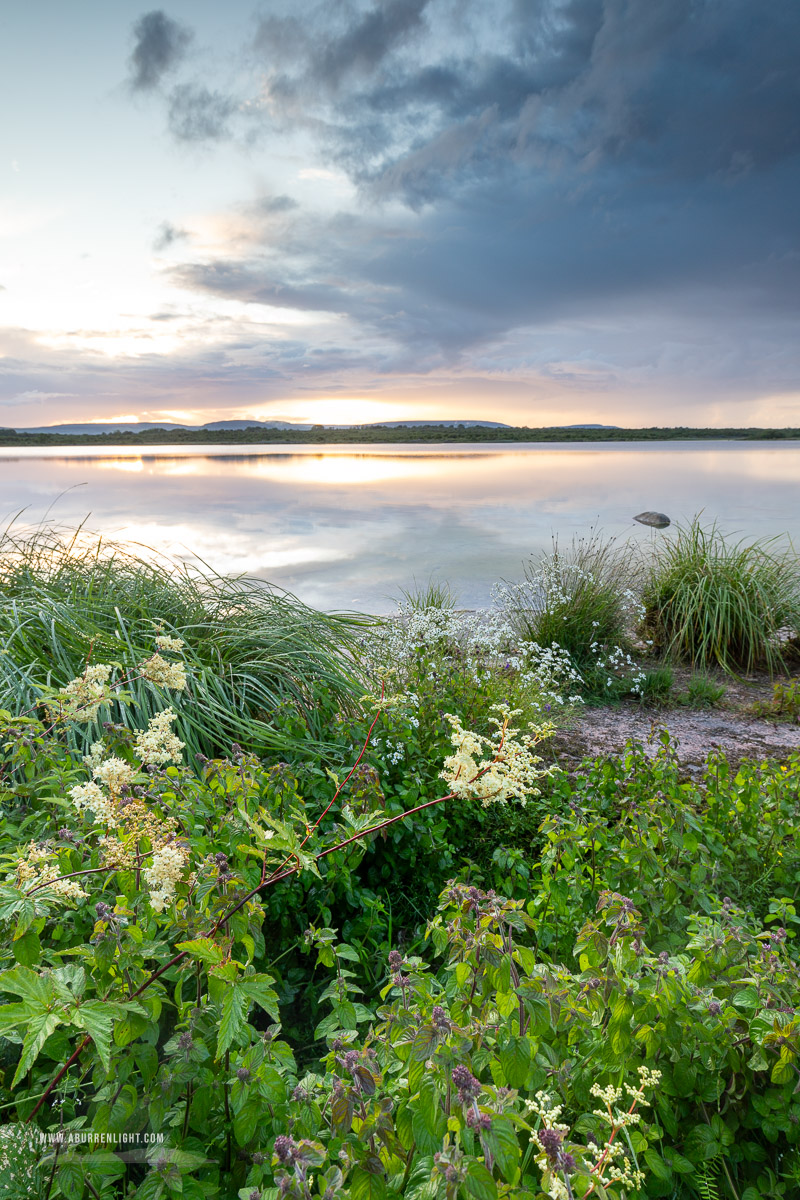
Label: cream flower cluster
xmin=82 ymin=740 xmax=107 ymax=771
xmin=440 ymin=707 xmax=553 ymax=806
xmin=154 ymin=634 xmax=185 ymax=653
xmin=139 ymin=652 xmax=187 ymax=691
xmin=50 ymin=663 xmax=113 ymax=722
xmin=134 ymin=707 xmax=185 ymax=766
xmin=92 ymin=756 xmax=134 ymax=797
xmin=12 ymin=841 xmax=87 ymax=902
xmin=529 ymin=1066 xmax=662 ymax=1199
xmin=144 ymin=840 xmax=190 ymax=912
xmin=69 ymin=780 xmax=119 ymax=828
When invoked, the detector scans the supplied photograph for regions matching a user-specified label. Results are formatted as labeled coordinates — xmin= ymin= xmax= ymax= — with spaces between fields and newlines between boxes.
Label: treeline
xmin=1 ymin=423 xmax=800 ymax=446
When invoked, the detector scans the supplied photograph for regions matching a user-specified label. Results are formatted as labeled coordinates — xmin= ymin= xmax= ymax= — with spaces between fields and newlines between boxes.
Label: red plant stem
xmin=25 ymin=868 xmax=111 ymax=896
xmin=242 ymin=681 xmax=387 ymax=900
xmin=28 ymin=714 xmax=511 ymax=1122
xmin=584 ymin=1093 xmax=641 ymax=1196
xmin=28 ymin=1037 xmax=90 ymax=1120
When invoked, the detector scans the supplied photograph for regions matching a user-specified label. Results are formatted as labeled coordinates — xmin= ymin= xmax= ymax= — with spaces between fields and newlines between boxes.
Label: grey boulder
xmin=634 ymin=511 xmax=671 ymax=528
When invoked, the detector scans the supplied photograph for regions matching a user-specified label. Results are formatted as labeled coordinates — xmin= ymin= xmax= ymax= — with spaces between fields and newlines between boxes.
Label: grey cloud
xmin=128 ymin=10 xmax=192 ymax=92
xmin=256 ymin=0 xmax=431 ymax=91
xmin=170 ymin=261 xmax=357 ymax=315
xmin=251 ymin=194 xmax=298 ymax=215
xmin=167 ymin=84 xmax=238 ymax=141
xmin=152 ymin=222 xmax=189 ymax=251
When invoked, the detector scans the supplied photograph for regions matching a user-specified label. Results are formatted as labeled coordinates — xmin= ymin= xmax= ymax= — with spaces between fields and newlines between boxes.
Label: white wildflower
xmin=69 ymin=780 xmax=119 ymax=827
xmin=92 ymin=756 xmax=134 ymax=796
xmin=154 ymin=634 xmax=184 ymax=653
xmin=144 ymin=841 xmax=190 ymax=912
xmin=11 ymin=842 xmax=87 ymax=902
xmin=82 ymin=740 xmax=107 ymax=771
xmin=440 ymin=706 xmax=553 ymax=805
xmin=51 ymin=664 xmax=113 ymax=722
xmin=134 ymin=707 xmax=184 ymax=767
xmin=139 ymin=653 xmax=187 ymax=691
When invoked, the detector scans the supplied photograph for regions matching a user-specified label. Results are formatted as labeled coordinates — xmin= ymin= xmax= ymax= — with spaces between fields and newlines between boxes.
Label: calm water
xmin=1 ymin=441 xmax=798 ymax=611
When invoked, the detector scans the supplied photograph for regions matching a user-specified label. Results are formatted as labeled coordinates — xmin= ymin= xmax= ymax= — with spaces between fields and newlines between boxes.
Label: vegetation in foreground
xmin=0 ymin=526 xmax=799 ymax=1199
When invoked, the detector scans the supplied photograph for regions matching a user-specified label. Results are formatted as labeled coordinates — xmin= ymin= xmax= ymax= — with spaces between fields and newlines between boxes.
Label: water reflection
xmin=1 ymin=442 xmax=798 ymax=611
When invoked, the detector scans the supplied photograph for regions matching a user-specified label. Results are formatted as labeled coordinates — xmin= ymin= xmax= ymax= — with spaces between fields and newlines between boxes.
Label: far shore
xmin=2 ymin=423 xmax=800 ymax=448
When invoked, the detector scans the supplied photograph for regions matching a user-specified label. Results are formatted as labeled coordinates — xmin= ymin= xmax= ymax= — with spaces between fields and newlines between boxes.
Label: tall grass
xmin=644 ymin=519 xmax=800 ymax=674
xmin=397 ymin=576 xmax=458 ymax=611
xmin=0 ymin=524 xmax=371 ymax=757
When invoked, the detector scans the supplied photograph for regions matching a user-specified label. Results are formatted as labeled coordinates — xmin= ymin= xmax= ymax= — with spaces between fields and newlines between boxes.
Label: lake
xmin=1 ymin=441 xmax=798 ymax=611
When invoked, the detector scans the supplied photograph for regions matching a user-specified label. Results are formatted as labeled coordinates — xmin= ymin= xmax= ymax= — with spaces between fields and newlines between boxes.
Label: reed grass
xmin=644 ymin=519 xmax=800 ymax=674
xmin=0 ymin=524 xmax=371 ymax=757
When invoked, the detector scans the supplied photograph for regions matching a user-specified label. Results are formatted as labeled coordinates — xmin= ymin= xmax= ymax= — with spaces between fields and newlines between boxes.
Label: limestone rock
xmin=634 ymin=511 xmax=670 ymax=528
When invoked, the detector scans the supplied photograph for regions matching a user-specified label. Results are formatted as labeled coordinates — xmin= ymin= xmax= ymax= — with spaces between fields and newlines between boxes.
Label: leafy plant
xmin=752 ymin=677 xmax=800 ymax=722
xmin=1 ymin=572 xmax=800 ymax=1198
xmin=502 ymin=532 xmax=642 ymax=665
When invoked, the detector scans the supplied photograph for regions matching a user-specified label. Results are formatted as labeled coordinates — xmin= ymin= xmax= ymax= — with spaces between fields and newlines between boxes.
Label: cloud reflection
xmin=2 ymin=443 xmax=799 ymax=610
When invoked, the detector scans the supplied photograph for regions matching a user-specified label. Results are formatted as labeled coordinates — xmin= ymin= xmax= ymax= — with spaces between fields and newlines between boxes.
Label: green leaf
xmin=771 ymin=1058 xmax=794 ymax=1085
xmin=217 ymin=985 xmax=248 ymax=1058
xmin=57 ymin=1159 xmax=85 ymax=1200
xmin=13 ymin=1009 xmax=60 ymax=1087
xmin=233 ymin=1099 xmax=262 ymax=1147
xmin=499 ymin=1035 xmax=531 ymax=1088
xmin=644 ymin=1149 xmax=673 ymax=1182
xmin=176 ymin=937 xmax=225 ymax=966
xmin=239 ymin=976 xmax=280 ymax=1023
xmin=465 ymin=1161 xmax=497 ymax=1200
xmin=350 ymin=1167 xmax=387 ymax=1200
xmin=410 ymin=1024 xmax=441 ymax=1062
xmin=72 ymin=1000 xmax=117 ymax=1073
xmin=483 ymin=1116 xmax=519 ymax=1181
xmin=12 ymin=928 xmax=41 ymax=966
xmin=0 ymin=964 xmax=52 ymax=1005
xmin=0 ymin=1002 xmax=28 ymax=1037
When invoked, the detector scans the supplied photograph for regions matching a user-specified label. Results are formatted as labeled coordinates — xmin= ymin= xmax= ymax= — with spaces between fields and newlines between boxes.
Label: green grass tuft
xmin=0 ymin=524 xmax=371 ymax=758
xmin=644 ymin=519 xmax=800 ymax=674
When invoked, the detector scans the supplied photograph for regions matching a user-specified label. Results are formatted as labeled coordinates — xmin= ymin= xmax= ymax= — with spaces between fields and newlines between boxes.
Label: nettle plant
xmin=0 ymin=643 xmax=560 ymax=1199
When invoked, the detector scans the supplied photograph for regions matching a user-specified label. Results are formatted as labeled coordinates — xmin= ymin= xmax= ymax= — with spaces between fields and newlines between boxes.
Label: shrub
xmin=498 ymin=533 xmax=647 ymax=699
xmin=644 ymin=519 xmax=800 ymax=674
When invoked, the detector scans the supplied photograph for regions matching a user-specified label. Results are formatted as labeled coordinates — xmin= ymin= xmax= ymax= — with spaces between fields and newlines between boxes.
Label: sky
xmin=1 ymin=0 xmax=799 ymax=429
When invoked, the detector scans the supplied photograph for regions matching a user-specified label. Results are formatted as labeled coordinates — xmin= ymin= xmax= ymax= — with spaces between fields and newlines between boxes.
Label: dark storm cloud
xmin=248 ymin=0 xmax=800 ymax=204
xmin=128 ymin=10 xmax=192 ymax=92
xmin=167 ymin=84 xmax=238 ymax=141
xmin=127 ymin=0 xmax=800 ymax=409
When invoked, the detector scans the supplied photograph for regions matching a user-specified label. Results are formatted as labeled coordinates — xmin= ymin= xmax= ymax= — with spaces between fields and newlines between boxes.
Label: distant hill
xmin=14 ymin=420 xmax=307 ymax=435
xmin=13 ymin=418 xmax=509 ymax=435
xmin=3 ymin=423 xmax=800 ymax=447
